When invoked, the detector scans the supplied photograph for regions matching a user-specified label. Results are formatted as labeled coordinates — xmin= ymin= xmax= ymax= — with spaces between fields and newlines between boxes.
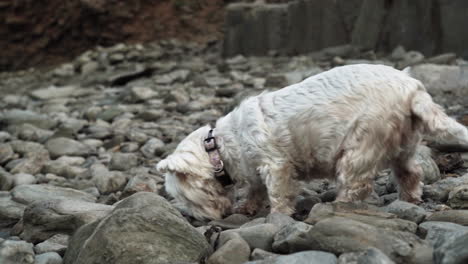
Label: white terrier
xmin=157 ymin=64 xmax=468 ymax=220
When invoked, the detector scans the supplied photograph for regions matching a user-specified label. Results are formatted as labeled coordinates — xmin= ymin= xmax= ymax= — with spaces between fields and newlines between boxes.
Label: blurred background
xmin=1 ymin=2 xmax=468 ymax=263
xmin=2 ymin=0 xmax=467 ymax=71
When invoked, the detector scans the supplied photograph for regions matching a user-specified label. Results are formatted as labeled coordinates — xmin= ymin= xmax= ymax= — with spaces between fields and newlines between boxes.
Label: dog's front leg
xmin=259 ymin=161 xmax=297 ymax=215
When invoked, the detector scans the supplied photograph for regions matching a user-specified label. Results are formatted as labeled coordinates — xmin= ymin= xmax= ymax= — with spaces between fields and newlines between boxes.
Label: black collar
xmin=203 ymin=129 xmax=233 ymax=187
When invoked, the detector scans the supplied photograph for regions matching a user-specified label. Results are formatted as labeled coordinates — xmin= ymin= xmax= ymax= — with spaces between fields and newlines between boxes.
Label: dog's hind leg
xmin=334 ymin=148 xmax=379 ymax=202
xmin=391 ymin=149 xmax=423 ymax=204
xmin=259 ymin=160 xmax=297 ymax=215
xmin=334 ymin=120 xmax=381 ymax=202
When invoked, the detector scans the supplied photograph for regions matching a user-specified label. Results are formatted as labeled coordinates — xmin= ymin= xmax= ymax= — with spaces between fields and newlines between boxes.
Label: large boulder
xmin=63 ymin=192 xmax=211 ymax=264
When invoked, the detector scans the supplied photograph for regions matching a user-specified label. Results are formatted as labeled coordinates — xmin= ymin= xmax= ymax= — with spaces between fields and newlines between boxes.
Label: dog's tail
xmin=411 ymin=89 xmax=468 ymax=151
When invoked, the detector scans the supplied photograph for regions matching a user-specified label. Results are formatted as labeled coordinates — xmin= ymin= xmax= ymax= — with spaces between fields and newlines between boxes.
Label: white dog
xmin=157 ymin=64 xmax=468 ymax=220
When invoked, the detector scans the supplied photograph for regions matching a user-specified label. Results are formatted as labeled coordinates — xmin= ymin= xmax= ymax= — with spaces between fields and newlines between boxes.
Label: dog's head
xmin=156 ymin=125 xmax=232 ymax=220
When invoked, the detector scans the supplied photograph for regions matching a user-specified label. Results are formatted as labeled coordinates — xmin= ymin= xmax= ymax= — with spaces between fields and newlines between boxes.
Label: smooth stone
xmin=209 ymin=214 xmax=251 ymax=230
xmin=306 ymin=202 xmax=418 ymax=233
xmin=11 ymin=185 xmax=96 ymax=205
xmin=265 ymin=212 xmax=296 ymax=228
xmin=45 ymin=138 xmax=94 ymax=158
xmin=0 ymin=194 xmax=27 ymax=227
xmin=418 ymin=221 xmax=468 ymax=247
xmin=13 ymin=173 xmax=37 ymax=187
xmin=0 ymin=144 xmax=14 ymax=165
xmin=0 ymin=239 xmax=35 ymax=264
xmin=140 ymin=138 xmax=165 ymax=158
xmin=220 ymin=223 xmax=279 ymax=251
xmin=338 ymin=247 xmax=395 ymax=264
xmin=121 ymin=173 xmax=163 ymax=199
xmin=0 ymin=169 xmax=14 ymax=191
xmin=109 ymin=152 xmax=138 ymax=171
xmin=63 ymin=193 xmax=211 ymax=264
xmin=246 ymin=250 xmax=337 ymax=264
xmin=207 ymin=236 xmax=250 ymax=264
xmin=90 ymin=164 xmax=127 ymax=194
xmin=423 ymin=174 xmax=468 ymax=202
xmin=8 ymin=153 xmax=49 ymax=175
xmin=280 ymin=216 xmax=432 ymax=264
xmin=34 ymin=234 xmax=69 ymax=255
xmin=35 ymin=252 xmax=63 ymax=264
xmin=0 ymin=110 xmax=57 ymax=130
xmin=426 ymin=210 xmax=468 ymax=226
xmin=272 ymin=221 xmax=313 ymax=253
xmin=447 ymin=185 xmax=468 ymax=209
xmin=433 ymin=233 xmax=468 ymax=264
xmin=384 ymin=200 xmax=427 ymax=223
xmin=251 ymin=248 xmax=279 ymax=261
xmin=20 ymin=199 xmax=113 ymax=243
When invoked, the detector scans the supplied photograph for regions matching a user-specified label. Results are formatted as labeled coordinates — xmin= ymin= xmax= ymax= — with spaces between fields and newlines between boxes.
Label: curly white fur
xmin=157 ymin=64 xmax=468 ymax=220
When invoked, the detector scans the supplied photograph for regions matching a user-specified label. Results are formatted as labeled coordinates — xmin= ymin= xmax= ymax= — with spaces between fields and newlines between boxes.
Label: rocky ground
xmin=1 ymin=41 xmax=468 ymax=264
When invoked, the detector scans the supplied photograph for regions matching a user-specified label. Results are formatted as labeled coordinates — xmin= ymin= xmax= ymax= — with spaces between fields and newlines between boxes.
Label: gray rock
xmin=0 ymin=131 xmax=11 ymax=142
xmin=425 ymin=53 xmax=457 ymax=65
xmin=140 ymin=138 xmax=165 ymax=158
xmin=407 ymin=64 xmax=468 ymax=105
xmin=34 ymin=234 xmax=69 ymax=255
xmin=251 ymin=248 xmax=279 ymax=261
xmin=90 ymin=164 xmax=127 ymax=194
xmin=208 ymin=214 xmax=251 ymax=230
xmin=207 ymin=236 xmax=250 ymax=264
xmin=240 ymin=217 xmax=266 ymax=228
xmin=0 ymin=144 xmax=14 ymax=165
xmin=306 ymin=202 xmax=418 ymax=233
xmin=20 ymin=199 xmax=113 ymax=243
xmin=0 ymin=239 xmax=35 ymax=264
xmin=414 ymin=145 xmax=440 ymax=185
xmin=0 ymin=168 xmax=14 ymax=191
xmin=85 ymin=124 xmax=112 ymax=139
xmin=423 ymin=174 xmax=468 ymax=202
xmin=419 ymin=221 xmax=468 ymax=247
xmin=1 ymin=110 xmax=57 ymax=129
xmin=109 ymin=152 xmax=138 ymax=171
xmin=63 ymin=192 xmax=211 ymax=264
xmin=9 ymin=140 xmax=46 ymax=155
xmin=246 ymin=250 xmax=337 ymax=264
xmin=15 ymin=124 xmax=54 ymax=143
xmin=42 ymin=158 xmax=87 ymax=179
xmin=447 ymin=185 xmax=468 ymax=209
xmin=11 ymin=185 xmax=96 ymax=205
xmin=434 ymin=233 xmax=468 ymax=264
xmin=220 ymin=223 xmax=279 ymax=251
xmin=80 ymin=61 xmax=99 ymax=75
xmin=130 ymin=86 xmax=157 ymax=101
xmin=155 ymin=69 xmax=190 ymax=85
xmin=0 ymin=193 xmax=27 ymax=227
xmin=338 ymin=247 xmax=395 ymax=264
xmin=35 ymin=252 xmax=63 ymax=264
xmin=265 ymin=212 xmax=296 ymax=228
xmin=8 ymin=152 xmax=49 ymax=175
xmin=30 ymin=86 xmax=84 ymax=100
xmin=384 ymin=200 xmax=427 ymax=224
xmin=302 ymin=216 xmax=432 ymax=264
xmin=45 ymin=137 xmax=94 ymax=158
xmin=13 ymin=173 xmax=37 ymax=187
xmin=426 ymin=210 xmax=468 ymax=226
xmin=121 ymin=172 xmax=163 ymax=198
xmin=397 ymin=51 xmax=425 ymax=69
xmin=272 ymin=221 xmax=313 ymax=253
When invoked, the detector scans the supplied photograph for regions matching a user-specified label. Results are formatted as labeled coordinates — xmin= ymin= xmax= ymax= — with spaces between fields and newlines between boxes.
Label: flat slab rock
xmin=11 ymin=184 xmax=96 ymax=205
